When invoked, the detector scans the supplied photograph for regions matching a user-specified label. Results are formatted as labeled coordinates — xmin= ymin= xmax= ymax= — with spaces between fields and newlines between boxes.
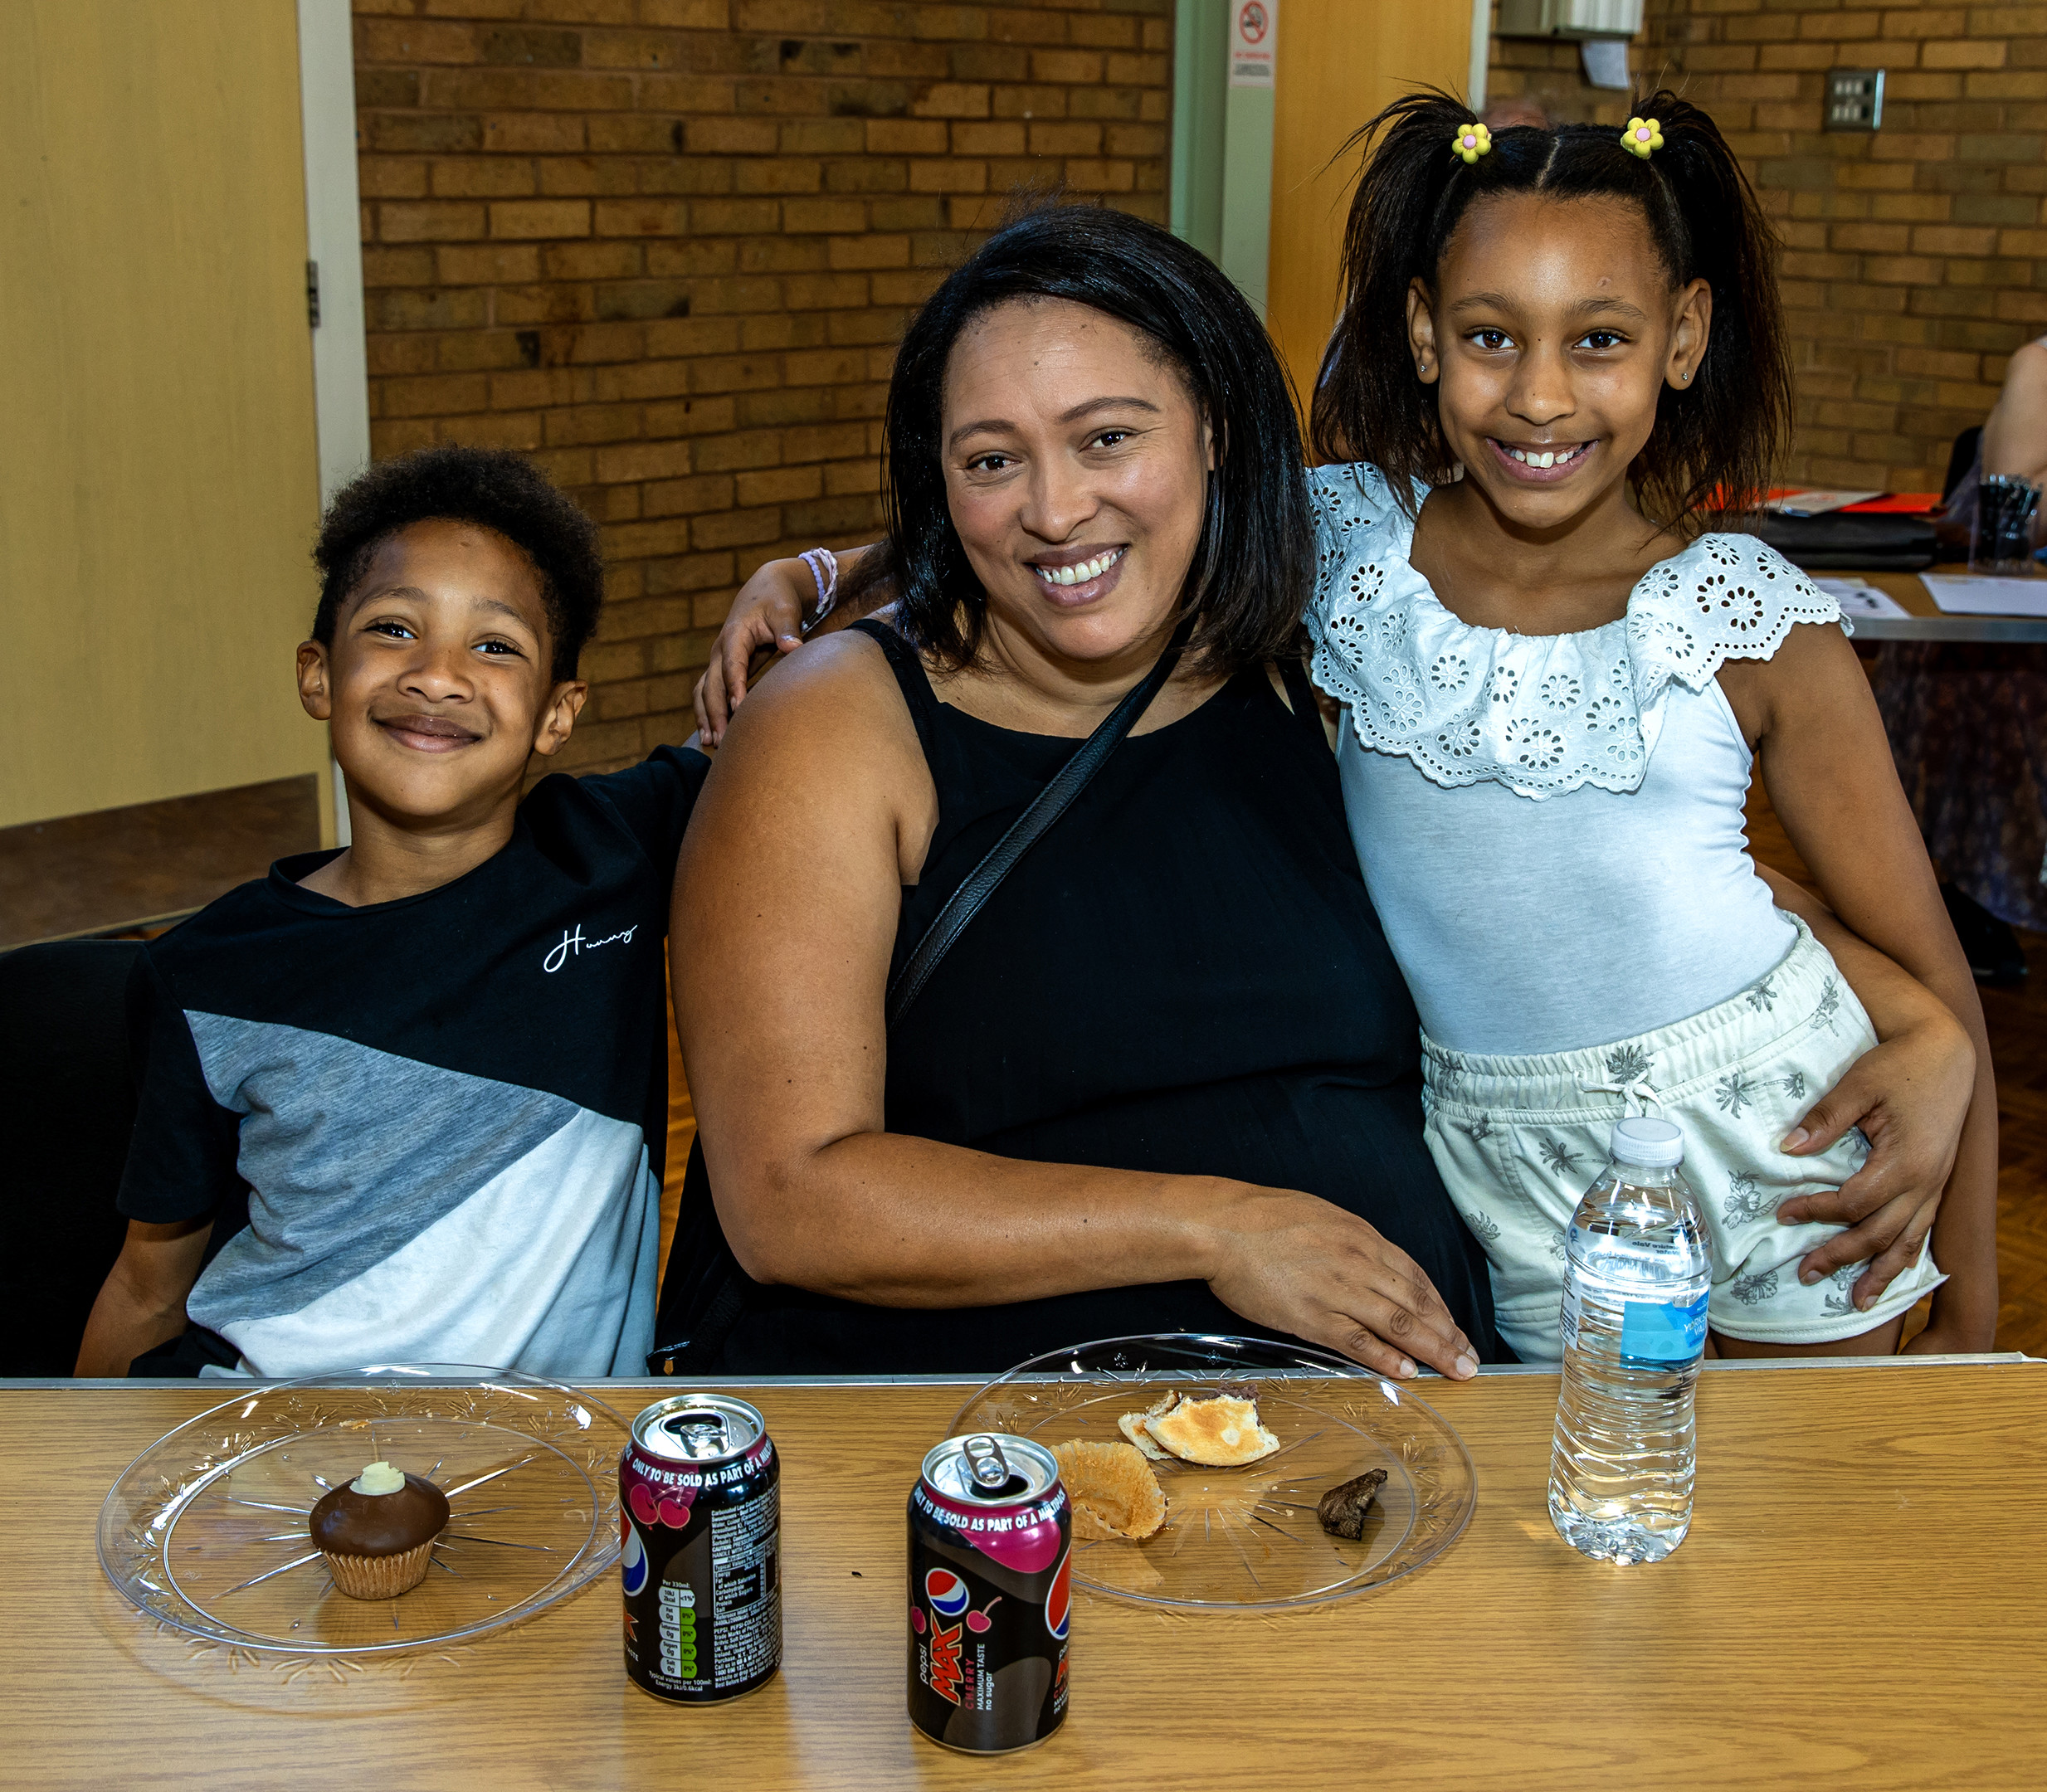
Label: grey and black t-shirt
xmin=117 ymin=745 xmax=709 ymax=1379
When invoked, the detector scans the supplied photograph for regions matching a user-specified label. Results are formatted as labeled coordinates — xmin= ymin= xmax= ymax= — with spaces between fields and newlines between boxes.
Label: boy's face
xmin=297 ymin=519 xmax=586 ymax=830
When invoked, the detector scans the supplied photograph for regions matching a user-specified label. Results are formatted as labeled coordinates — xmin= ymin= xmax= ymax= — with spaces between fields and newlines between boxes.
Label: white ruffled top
xmin=1303 ymin=461 xmax=1847 ymax=801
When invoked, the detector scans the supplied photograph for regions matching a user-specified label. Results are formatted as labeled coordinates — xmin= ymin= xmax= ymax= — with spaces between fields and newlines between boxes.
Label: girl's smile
xmin=1487 ymin=437 xmax=1596 ymax=483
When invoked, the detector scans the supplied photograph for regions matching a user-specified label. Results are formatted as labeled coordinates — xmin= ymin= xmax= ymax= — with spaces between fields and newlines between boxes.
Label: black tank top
xmin=709 ymin=621 xmax=1498 ymax=1372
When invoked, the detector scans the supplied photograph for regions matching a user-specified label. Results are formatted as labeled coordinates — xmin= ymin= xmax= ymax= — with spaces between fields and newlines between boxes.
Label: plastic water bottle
xmin=1547 ymin=1115 xmax=1713 ymax=1564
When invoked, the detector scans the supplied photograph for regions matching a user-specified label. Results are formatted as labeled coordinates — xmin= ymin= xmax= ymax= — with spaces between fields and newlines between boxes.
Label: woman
xmin=670 ymin=207 xmax=1495 ymax=1379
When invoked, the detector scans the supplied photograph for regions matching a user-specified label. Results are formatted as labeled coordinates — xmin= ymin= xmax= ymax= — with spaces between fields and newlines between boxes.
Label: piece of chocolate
xmin=1316 ymin=1468 xmax=1388 ymax=1540
xmin=309 ymin=1472 xmax=450 ymax=1558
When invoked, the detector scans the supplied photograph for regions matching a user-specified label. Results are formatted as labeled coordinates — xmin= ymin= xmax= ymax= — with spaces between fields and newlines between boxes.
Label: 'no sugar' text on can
xmin=621 ymin=1393 xmax=782 ymax=1704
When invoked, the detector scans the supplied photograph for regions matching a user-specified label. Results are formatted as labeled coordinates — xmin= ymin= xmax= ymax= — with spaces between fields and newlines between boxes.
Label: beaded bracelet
xmin=798 ymin=547 xmax=839 ymax=635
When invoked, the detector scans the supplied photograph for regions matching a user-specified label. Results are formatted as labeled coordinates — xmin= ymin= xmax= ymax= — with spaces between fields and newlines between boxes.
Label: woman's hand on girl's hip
xmin=1774 ymin=1008 xmax=1976 ymax=1310
xmin=1197 ymin=1188 xmax=1479 ymax=1381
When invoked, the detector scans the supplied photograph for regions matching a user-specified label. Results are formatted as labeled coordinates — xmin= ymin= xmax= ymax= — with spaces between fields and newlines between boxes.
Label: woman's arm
xmin=75 ymin=1217 xmax=212 ymax=1375
xmin=1723 ymin=625 xmax=1999 ymax=1353
xmin=671 ymin=632 xmax=1479 ymax=1380
xmin=694 ymin=545 xmax=882 ymax=744
xmin=1981 ymin=338 xmax=2047 ymax=485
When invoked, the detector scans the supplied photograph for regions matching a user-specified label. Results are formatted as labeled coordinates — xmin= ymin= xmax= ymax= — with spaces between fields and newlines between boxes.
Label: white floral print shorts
xmin=1421 ymin=918 xmax=1946 ymax=1364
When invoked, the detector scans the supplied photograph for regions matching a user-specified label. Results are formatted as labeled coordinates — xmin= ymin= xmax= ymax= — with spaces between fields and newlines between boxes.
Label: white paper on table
xmin=1767 ymin=489 xmax=1884 ymax=515
xmin=1921 ymin=573 xmax=2047 ymax=618
xmin=1813 ymin=577 xmax=1911 ymax=621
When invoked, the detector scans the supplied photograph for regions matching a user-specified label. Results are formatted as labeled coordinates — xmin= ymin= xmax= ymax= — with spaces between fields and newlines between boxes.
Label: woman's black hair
xmin=1312 ymin=88 xmax=1791 ymax=527
xmin=311 ymin=445 xmax=604 ymax=682
xmin=879 ymin=202 xmax=1314 ymax=675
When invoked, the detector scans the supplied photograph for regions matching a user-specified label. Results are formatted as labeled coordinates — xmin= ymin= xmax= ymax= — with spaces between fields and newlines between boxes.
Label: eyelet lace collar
xmin=1303 ymin=461 xmax=1847 ymax=801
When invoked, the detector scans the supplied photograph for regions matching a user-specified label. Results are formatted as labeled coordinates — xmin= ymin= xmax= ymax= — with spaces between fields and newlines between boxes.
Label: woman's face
xmin=941 ymin=297 xmax=1211 ymax=669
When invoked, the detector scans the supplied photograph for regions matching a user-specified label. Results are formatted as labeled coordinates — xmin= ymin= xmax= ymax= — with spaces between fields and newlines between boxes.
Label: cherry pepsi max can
xmin=908 ymin=1433 xmax=1071 ymax=1752
xmin=621 ymin=1394 xmax=781 ymax=1704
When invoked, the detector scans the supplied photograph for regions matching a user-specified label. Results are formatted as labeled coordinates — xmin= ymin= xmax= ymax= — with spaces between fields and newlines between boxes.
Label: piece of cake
xmin=1142 ymin=1393 xmax=1279 ymax=1467
xmin=309 ymin=1460 xmax=450 ymax=1599
xmin=1051 ymin=1439 xmax=1168 ymax=1541
xmin=1317 ymin=1468 xmax=1388 ymax=1540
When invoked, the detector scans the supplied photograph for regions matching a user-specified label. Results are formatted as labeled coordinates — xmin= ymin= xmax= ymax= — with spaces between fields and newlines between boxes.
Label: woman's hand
xmin=1198 ymin=1186 xmax=1479 ymax=1381
xmin=1775 ymin=1006 xmax=1976 ymax=1311
xmin=694 ymin=558 xmax=812 ymax=745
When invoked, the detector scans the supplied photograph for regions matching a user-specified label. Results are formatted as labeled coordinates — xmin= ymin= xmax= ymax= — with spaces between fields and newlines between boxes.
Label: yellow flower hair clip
xmin=1450 ymin=121 xmax=1491 ymax=165
xmin=1621 ymin=116 xmax=1664 ymax=159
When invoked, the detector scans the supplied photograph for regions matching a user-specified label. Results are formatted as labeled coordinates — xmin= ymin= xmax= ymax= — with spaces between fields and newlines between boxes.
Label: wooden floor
xmin=2 ymin=775 xmax=321 ymax=950
xmin=661 ymin=798 xmax=2047 ymax=1357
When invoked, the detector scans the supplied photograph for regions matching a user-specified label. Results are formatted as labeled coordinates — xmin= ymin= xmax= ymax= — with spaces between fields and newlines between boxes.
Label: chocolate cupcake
xmin=309 ymin=1461 xmax=450 ymax=1600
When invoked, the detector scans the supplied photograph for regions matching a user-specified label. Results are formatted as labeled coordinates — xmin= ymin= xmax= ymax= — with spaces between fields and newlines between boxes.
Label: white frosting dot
xmin=351 ymin=1460 xmax=406 ymax=1496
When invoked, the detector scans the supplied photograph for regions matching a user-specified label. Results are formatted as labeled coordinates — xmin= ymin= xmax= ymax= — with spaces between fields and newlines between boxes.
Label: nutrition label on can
xmin=656 ymin=1585 xmax=698 ymax=1681
xmin=709 ymin=1484 xmax=780 ymax=1690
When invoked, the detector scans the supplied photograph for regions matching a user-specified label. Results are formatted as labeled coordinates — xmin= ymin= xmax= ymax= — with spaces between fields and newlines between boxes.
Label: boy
xmin=76 ymin=446 xmax=707 ymax=1377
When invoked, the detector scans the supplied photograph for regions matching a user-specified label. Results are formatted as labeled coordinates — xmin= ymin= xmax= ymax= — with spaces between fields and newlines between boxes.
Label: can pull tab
xmin=963 ymin=1434 xmax=1011 ymax=1493
xmin=661 ymin=1412 xmax=730 ymax=1460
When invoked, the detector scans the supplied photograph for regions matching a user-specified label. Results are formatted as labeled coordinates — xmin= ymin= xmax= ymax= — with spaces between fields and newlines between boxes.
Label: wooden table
xmin=1840 ymin=565 xmax=2047 ymax=644
xmin=7 ymin=1361 xmax=2044 ymax=1790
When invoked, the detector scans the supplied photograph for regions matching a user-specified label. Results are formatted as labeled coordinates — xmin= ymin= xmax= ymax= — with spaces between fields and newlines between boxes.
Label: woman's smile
xmin=1028 ymin=543 xmax=1128 ymax=604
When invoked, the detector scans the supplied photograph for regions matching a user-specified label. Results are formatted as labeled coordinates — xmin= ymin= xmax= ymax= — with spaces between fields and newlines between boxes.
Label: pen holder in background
xmin=1971 ymin=475 xmax=2042 ymax=573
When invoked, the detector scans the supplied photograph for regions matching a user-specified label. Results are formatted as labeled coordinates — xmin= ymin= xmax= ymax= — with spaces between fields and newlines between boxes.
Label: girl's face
xmin=1408 ymin=193 xmax=1711 ymax=531
xmin=940 ymin=297 xmax=1211 ymax=670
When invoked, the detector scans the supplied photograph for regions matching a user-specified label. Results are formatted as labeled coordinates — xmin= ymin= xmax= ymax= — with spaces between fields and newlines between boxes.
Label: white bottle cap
xmin=1611 ymin=1115 xmax=1684 ymax=1168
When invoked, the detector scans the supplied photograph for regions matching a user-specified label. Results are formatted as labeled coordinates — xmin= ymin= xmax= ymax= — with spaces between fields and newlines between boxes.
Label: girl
xmin=1299 ymin=92 xmax=1992 ymax=1360
xmin=694 ymin=96 xmax=1995 ymax=1363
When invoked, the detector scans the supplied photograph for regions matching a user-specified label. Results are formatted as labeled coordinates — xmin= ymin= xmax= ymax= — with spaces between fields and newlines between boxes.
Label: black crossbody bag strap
xmin=647 ymin=618 xmax=1192 ymax=1376
xmin=885 ymin=616 xmax=1192 ymax=1030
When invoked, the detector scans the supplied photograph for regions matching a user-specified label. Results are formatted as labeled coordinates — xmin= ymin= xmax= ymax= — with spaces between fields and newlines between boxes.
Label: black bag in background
xmin=1743 ymin=509 xmax=1939 ymax=572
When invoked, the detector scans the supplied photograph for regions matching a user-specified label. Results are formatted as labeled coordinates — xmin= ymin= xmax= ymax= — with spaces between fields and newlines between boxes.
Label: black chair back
xmin=0 ymin=940 xmax=143 ymax=1375
xmin=1943 ymin=425 xmax=1982 ymax=502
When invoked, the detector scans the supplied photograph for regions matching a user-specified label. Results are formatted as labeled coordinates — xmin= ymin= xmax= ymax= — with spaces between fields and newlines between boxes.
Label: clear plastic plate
xmin=95 ymin=1366 xmax=629 ymax=1656
xmin=951 ymin=1333 xmax=1476 ymax=1610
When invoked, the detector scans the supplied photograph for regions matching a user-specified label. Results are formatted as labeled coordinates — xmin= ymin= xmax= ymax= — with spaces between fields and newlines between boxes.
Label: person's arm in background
xmin=1981 ymin=338 xmax=2047 ymax=484
xmin=695 ymin=544 xmax=882 ymax=744
xmin=76 ymin=1219 xmax=212 ymax=1374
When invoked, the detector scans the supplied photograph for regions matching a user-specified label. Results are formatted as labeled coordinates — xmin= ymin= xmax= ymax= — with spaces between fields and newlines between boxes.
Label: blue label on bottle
xmin=1619 ymin=1292 xmax=1709 ymax=1363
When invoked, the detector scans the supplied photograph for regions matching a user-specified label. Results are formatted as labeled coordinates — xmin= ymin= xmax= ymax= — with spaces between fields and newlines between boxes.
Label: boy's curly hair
xmin=311 ymin=446 xmax=603 ymax=682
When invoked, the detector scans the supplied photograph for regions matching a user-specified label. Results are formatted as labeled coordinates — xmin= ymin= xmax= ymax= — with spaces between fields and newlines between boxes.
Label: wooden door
xmin=0 ymin=0 xmax=326 ymax=833
xmin=1265 ymin=2 xmax=1475 ymax=413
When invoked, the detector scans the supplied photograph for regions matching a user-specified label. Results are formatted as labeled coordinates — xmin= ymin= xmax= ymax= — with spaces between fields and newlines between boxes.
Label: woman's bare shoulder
xmin=715 ymin=626 xmax=916 ymax=765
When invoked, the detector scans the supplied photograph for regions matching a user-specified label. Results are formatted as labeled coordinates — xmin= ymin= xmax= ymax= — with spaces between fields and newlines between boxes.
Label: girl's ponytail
xmin=1314 ymin=91 xmax=1494 ymax=485
xmin=1627 ymin=90 xmax=1792 ymax=521
xmin=1310 ymin=86 xmax=1792 ymax=528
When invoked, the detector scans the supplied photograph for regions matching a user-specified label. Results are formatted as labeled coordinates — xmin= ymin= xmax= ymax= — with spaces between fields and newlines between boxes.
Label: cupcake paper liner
xmin=321 ymin=1536 xmax=439 ymax=1600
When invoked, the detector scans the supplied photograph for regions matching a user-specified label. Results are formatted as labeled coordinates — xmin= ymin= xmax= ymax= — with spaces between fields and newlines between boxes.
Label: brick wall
xmin=1487 ymin=3 xmax=2047 ymax=493
xmin=352 ymin=0 xmax=1172 ymax=772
